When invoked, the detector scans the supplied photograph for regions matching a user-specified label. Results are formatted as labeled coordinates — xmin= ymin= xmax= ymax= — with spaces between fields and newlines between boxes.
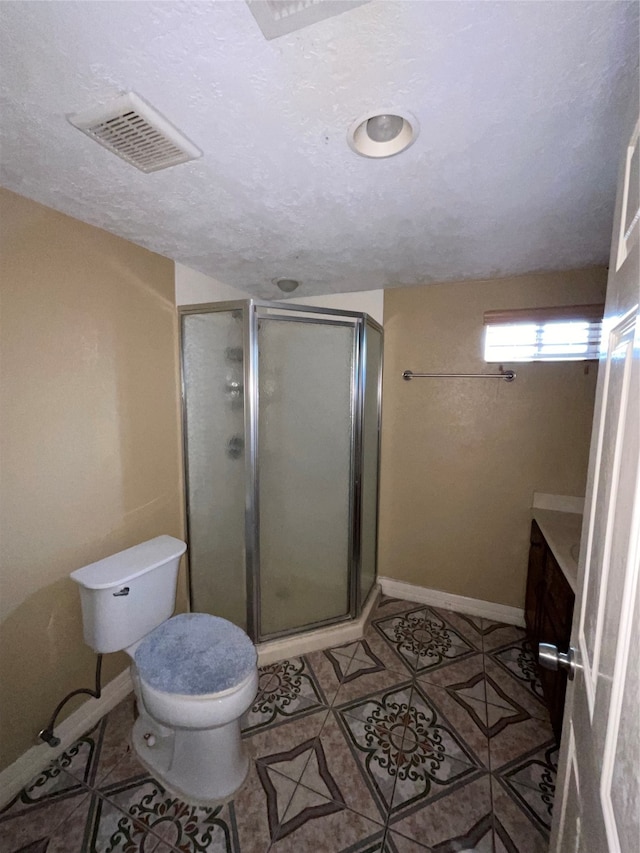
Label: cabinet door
xmin=525 ymin=521 xmax=546 ymax=644
xmin=539 ymin=551 xmax=576 ymax=741
xmin=539 ymin=605 xmax=569 ymax=741
xmin=545 ymin=550 xmax=575 ymax=640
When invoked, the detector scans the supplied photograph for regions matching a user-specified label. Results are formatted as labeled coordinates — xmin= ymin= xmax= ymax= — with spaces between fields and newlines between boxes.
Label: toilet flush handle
xmin=113 ymin=586 xmax=130 ymax=597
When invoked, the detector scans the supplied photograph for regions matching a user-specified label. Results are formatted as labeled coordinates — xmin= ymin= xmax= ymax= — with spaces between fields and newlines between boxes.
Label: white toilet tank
xmin=70 ymin=535 xmax=187 ymax=654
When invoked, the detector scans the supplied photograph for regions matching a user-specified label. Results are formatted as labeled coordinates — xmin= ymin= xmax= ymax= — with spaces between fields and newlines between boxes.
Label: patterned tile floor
xmin=1 ymin=597 xmax=557 ymax=852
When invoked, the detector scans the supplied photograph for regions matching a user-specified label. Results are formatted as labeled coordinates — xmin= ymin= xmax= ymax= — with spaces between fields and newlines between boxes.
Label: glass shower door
xmin=256 ymin=313 xmax=357 ymax=638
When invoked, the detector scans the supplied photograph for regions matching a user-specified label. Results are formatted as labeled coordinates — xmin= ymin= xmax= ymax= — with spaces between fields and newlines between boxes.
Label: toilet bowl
xmin=138 ymin=664 xmax=258 ymax=730
xmin=129 ymin=612 xmax=258 ymax=802
xmin=70 ymin=536 xmax=258 ymax=804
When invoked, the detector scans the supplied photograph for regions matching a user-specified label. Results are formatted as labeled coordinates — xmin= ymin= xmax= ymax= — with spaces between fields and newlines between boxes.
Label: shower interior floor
xmin=0 ymin=595 xmax=556 ymax=852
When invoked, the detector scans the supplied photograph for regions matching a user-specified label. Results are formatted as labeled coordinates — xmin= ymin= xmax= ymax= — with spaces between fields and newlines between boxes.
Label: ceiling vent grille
xmin=247 ymin=0 xmax=369 ymax=40
xmin=68 ymin=92 xmax=201 ymax=173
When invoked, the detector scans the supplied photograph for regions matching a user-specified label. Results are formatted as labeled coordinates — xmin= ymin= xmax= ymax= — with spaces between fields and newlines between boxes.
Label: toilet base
xmin=132 ymin=714 xmax=250 ymax=804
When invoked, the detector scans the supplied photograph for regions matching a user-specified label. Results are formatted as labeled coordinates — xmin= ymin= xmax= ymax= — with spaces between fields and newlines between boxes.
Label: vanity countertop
xmin=531 ymin=508 xmax=583 ymax=593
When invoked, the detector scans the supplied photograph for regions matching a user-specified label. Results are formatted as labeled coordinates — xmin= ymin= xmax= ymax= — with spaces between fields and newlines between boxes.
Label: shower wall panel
xmin=360 ymin=321 xmax=383 ymax=609
xmin=181 ymin=310 xmax=247 ymax=628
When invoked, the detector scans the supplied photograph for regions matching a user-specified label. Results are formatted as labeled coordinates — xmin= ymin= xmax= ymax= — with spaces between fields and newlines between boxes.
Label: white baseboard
xmin=0 ymin=668 xmax=133 ymax=809
xmin=256 ymin=584 xmax=380 ymax=665
xmin=378 ymin=577 xmax=525 ymax=628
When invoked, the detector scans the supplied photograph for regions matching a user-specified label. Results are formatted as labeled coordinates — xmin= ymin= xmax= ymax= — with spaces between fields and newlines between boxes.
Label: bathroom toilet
xmin=70 ymin=535 xmax=258 ymax=803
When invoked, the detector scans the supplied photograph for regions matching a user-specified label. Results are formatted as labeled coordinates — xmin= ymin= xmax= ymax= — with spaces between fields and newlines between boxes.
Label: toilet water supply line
xmin=38 ymin=654 xmax=103 ymax=747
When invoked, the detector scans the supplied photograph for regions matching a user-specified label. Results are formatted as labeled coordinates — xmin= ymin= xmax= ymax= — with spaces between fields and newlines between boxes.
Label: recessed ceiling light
xmin=347 ymin=110 xmax=419 ymax=159
xmin=275 ymin=278 xmax=300 ymax=293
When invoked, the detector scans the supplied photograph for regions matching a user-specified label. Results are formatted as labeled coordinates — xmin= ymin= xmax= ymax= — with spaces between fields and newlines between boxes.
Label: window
xmin=483 ymin=304 xmax=604 ymax=363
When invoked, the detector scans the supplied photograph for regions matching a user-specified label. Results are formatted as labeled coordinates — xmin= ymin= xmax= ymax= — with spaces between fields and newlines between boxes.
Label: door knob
xmin=538 ymin=643 xmax=577 ymax=680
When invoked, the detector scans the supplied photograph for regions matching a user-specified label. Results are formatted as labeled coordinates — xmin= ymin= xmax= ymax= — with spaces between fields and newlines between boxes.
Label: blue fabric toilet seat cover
xmin=134 ymin=613 xmax=257 ymax=696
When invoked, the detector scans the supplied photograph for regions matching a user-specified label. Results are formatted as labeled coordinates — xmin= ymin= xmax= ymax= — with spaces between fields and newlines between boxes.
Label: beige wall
xmin=378 ymin=268 xmax=607 ymax=608
xmin=175 ymin=263 xmax=251 ymax=305
xmin=0 ymin=189 xmax=184 ymax=771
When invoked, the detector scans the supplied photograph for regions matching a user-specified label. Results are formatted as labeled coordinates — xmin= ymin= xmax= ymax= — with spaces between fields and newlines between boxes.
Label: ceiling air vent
xmin=68 ymin=92 xmax=202 ymax=173
xmin=247 ymin=0 xmax=369 ymax=40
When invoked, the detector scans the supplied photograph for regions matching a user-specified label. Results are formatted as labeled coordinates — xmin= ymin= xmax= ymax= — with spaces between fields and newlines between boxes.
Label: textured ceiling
xmin=0 ymin=1 xmax=638 ymax=298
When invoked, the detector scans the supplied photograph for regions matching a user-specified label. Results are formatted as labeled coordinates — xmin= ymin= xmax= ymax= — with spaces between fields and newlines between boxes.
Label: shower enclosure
xmin=179 ymin=300 xmax=383 ymax=643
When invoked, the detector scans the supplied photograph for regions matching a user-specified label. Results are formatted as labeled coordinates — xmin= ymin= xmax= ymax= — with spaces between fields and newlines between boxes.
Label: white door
xmin=549 ymin=105 xmax=639 ymax=851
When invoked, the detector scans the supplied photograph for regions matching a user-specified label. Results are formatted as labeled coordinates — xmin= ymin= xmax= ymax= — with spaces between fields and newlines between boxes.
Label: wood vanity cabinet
xmin=525 ymin=520 xmax=575 ymax=741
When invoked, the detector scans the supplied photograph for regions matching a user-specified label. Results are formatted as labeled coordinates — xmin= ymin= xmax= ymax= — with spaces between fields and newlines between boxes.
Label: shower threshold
xmin=255 ymin=584 xmax=380 ymax=666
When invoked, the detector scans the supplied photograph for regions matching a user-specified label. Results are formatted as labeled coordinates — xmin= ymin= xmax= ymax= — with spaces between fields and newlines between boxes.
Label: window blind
xmin=483 ymin=304 xmax=605 ymax=326
xmin=483 ymin=304 xmax=604 ymax=363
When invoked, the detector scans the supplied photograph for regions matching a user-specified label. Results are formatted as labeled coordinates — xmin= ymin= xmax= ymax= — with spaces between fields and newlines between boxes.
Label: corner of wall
xmin=175 ymin=263 xmax=252 ymax=305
